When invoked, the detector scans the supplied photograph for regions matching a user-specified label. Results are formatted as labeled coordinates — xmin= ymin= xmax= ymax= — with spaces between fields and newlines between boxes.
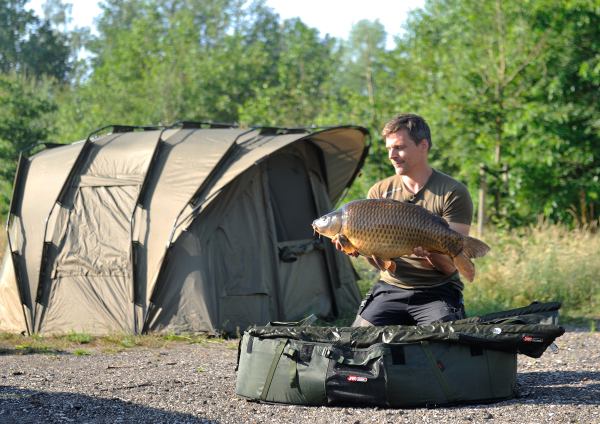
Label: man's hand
xmin=412 ymin=246 xmax=436 ymax=268
xmin=412 ymin=246 xmax=431 ymax=258
xmin=413 ymin=246 xmax=457 ymax=275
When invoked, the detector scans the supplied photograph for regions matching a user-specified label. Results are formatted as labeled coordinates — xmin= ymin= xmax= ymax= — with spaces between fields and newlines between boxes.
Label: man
xmin=337 ymin=113 xmax=474 ymax=326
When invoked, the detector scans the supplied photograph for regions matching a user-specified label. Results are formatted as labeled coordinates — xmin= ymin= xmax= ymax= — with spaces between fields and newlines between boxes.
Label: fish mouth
xmin=311 ymin=222 xmax=319 ymax=237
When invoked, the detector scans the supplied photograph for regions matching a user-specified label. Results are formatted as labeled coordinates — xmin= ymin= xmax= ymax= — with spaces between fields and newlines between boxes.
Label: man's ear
xmin=419 ymin=139 xmax=429 ymax=152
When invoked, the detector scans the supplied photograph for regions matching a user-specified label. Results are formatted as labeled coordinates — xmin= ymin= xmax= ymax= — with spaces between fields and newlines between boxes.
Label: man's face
xmin=385 ymin=129 xmax=428 ymax=176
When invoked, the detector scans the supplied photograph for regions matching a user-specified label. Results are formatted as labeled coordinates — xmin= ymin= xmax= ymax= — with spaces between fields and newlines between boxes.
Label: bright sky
xmin=26 ymin=0 xmax=425 ymax=49
xmin=264 ymin=0 xmax=424 ymax=48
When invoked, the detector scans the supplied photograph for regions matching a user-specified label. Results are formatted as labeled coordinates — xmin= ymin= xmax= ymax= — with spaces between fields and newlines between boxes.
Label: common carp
xmin=312 ymin=198 xmax=490 ymax=282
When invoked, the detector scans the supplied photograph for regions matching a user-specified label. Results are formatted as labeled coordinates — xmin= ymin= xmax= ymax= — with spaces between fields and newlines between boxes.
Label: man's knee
xmin=424 ymin=305 xmax=465 ymax=324
xmin=352 ymin=315 xmax=374 ymax=327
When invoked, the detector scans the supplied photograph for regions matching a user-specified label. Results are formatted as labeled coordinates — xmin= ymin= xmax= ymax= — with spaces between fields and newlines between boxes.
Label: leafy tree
xmin=319 ymin=20 xmax=393 ymax=200
xmin=58 ymin=0 xmax=290 ymax=139
xmin=40 ymin=0 xmax=91 ymax=83
xmin=386 ymin=0 xmax=599 ymax=226
xmin=0 ymin=0 xmax=71 ymax=81
xmin=238 ymin=18 xmax=339 ymax=127
xmin=517 ymin=0 xmax=600 ymax=225
xmin=349 ymin=20 xmax=393 ymax=179
xmin=0 ymin=74 xmax=56 ymax=215
xmin=0 ymin=1 xmax=74 ymax=215
xmin=341 ymin=19 xmax=387 ymax=125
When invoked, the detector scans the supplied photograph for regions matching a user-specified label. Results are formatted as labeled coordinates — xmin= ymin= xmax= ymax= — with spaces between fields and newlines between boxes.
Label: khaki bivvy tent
xmin=0 ymin=123 xmax=369 ymax=335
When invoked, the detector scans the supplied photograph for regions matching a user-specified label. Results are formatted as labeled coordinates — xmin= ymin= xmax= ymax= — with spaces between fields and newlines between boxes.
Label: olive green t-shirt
xmin=367 ymin=169 xmax=473 ymax=290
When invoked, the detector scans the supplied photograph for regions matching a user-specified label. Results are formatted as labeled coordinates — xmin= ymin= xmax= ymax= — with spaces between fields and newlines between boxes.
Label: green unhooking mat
xmin=235 ymin=302 xmax=564 ymax=408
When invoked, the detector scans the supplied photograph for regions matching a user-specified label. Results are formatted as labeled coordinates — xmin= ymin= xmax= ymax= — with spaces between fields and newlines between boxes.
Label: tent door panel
xmin=211 ymin=174 xmax=275 ymax=329
xmin=266 ymin=151 xmax=319 ymax=242
xmin=41 ymin=276 xmax=132 ymax=334
xmin=277 ymin=247 xmax=333 ymax=320
xmin=220 ymin=294 xmax=270 ymax=335
xmin=265 ymin=148 xmax=337 ymax=319
xmin=146 ymin=167 xmax=278 ymax=334
xmin=39 ymin=184 xmax=138 ymax=333
xmin=213 ymin=227 xmax=270 ymax=297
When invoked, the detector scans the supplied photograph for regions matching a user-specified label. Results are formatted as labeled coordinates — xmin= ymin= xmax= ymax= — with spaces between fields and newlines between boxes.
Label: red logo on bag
xmin=347 ymin=375 xmax=368 ymax=382
xmin=522 ymin=335 xmax=543 ymax=343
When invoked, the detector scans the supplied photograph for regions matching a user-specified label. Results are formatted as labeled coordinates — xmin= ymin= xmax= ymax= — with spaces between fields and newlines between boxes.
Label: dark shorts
xmin=358 ymin=280 xmax=465 ymax=326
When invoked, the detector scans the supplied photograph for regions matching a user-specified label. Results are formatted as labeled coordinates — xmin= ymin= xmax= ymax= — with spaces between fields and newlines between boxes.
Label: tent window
xmin=266 ymin=152 xmax=318 ymax=242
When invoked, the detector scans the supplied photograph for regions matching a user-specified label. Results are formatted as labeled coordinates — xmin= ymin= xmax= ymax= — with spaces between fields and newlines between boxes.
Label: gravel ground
xmin=1 ymin=329 xmax=598 ymax=424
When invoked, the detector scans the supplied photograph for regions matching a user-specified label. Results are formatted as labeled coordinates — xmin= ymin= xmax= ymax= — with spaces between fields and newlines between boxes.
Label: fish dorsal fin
xmin=430 ymin=212 xmax=450 ymax=228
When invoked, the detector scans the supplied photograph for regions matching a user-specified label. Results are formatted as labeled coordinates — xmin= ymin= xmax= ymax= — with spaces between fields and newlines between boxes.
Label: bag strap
xmin=420 ymin=341 xmax=454 ymax=402
xmin=260 ymin=340 xmax=287 ymax=401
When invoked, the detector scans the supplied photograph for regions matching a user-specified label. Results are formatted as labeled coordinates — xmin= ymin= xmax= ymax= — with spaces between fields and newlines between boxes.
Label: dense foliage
xmin=1 ymin=0 xmax=598 ymax=225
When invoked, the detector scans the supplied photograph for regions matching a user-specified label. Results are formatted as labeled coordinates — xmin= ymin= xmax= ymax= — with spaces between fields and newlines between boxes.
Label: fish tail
xmin=462 ymin=236 xmax=490 ymax=259
xmin=453 ymin=253 xmax=475 ymax=282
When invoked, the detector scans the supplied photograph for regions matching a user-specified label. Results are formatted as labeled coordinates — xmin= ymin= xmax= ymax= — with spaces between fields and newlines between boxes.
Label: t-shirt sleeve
xmin=367 ymin=184 xmax=379 ymax=199
xmin=442 ymin=183 xmax=473 ymax=225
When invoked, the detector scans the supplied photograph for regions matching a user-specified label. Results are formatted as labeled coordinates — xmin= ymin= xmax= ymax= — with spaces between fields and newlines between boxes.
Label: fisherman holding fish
xmin=313 ymin=113 xmax=489 ymax=327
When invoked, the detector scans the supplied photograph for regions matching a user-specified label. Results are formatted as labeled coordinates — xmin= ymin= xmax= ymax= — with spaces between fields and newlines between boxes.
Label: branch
xmin=502 ymin=32 xmax=549 ymax=89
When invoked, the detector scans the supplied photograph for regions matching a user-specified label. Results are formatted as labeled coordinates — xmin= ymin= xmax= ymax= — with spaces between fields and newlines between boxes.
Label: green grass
xmin=465 ymin=223 xmax=600 ymax=321
xmin=0 ymin=332 xmax=232 ymax=355
xmin=14 ymin=343 xmax=58 ymax=354
xmin=66 ymin=332 xmax=94 ymax=344
xmin=162 ymin=333 xmax=212 ymax=345
xmin=351 ymin=223 xmax=600 ymax=322
xmin=352 ymin=256 xmax=380 ymax=298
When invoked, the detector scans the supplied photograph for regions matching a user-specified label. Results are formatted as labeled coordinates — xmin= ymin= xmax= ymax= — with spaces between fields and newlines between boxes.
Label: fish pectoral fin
xmin=336 ymin=234 xmax=359 ymax=255
xmin=453 ymin=252 xmax=475 ymax=282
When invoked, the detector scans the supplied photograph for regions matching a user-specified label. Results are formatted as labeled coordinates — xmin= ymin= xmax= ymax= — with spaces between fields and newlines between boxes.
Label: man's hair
xmin=381 ymin=113 xmax=432 ymax=150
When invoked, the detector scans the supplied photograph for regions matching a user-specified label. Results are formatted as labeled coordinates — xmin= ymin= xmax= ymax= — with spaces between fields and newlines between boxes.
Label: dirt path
xmin=1 ymin=330 xmax=598 ymax=423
